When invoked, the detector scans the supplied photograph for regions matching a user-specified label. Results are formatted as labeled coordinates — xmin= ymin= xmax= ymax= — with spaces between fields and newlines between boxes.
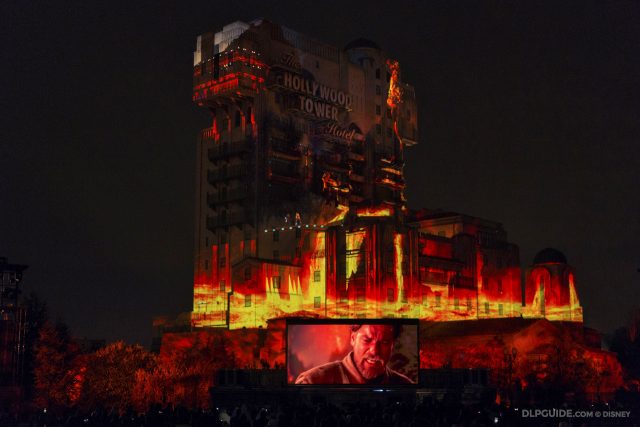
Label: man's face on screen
xmin=351 ymin=325 xmax=394 ymax=380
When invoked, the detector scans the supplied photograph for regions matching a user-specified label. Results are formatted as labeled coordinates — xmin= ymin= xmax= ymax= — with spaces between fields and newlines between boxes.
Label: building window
xmin=435 ymin=293 xmax=441 ymax=307
xmin=219 ymin=280 xmax=226 ymax=292
xmin=484 ymin=301 xmax=490 ymax=315
xmin=375 ymin=68 xmax=380 ymax=79
xmin=401 ymin=291 xmax=408 ymax=303
xmin=273 ymin=250 xmax=279 ymax=260
xmin=422 ymin=294 xmax=428 ymax=306
xmin=219 ymin=257 xmax=226 ymax=268
xmin=454 ymin=297 xmax=460 ymax=310
xmin=272 ymin=276 xmax=281 ymax=289
xmin=375 ymin=85 xmax=381 ymax=95
xmin=314 ymin=296 xmax=321 ymax=308
xmin=244 ymin=267 xmax=251 ymax=281
xmin=204 ymin=259 xmax=209 ymax=270
xmin=466 ymin=298 xmax=472 ymax=311
xmin=245 ymin=295 xmax=252 ymax=307
xmin=313 ymin=270 xmax=321 ymax=282
xmin=376 ymin=124 xmax=382 ymax=135
xmin=498 ymin=304 xmax=504 ymax=316
xmin=273 ymin=230 xmax=279 ymax=242
xmin=387 ymin=288 xmax=394 ymax=302
xmin=234 ymin=110 xmax=241 ymax=127
xmin=375 ymin=104 xmax=381 ymax=115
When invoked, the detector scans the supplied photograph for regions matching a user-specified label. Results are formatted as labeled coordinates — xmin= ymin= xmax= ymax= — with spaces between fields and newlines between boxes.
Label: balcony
xmin=206 ymin=213 xmax=247 ymax=230
xmin=207 ymin=189 xmax=248 ymax=206
xmin=207 ymin=166 xmax=249 ymax=184
xmin=207 ymin=142 xmax=252 ymax=161
xmin=270 ymin=139 xmax=301 ymax=160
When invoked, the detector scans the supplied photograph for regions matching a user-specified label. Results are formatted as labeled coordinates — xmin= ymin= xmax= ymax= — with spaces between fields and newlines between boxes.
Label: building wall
xmin=188 ymin=20 xmax=580 ymax=330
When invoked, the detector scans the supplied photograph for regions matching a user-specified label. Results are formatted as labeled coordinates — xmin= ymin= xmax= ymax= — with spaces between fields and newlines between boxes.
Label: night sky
xmin=2 ymin=1 xmax=638 ymax=345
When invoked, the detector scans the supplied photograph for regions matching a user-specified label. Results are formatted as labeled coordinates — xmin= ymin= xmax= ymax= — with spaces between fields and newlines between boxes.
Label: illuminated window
xmin=219 ymin=257 xmax=226 ymax=267
xmin=422 ymin=295 xmax=428 ymax=306
xmin=219 ymin=280 xmax=225 ymax=292
xmin=245 ymin=295 xmax=252 ymax=307
xmin=466 ymin=298 xmax=472 ymax=311
xmin=273 ymin=230 xmax=279 ymax=242
xmin=435 ymin=293 xmax=441 ymax=307
xmin=313 ymin=270 xmax=321 ymax=282
xmin=314 ymin=297 xmax=321 ymax=308
xmin=498 ymin=304 xmax=504 ymax=316
xmin=454 ymin=297 xmax=460 ymax=310
xmin=484 ymin=301 xmax=490 ymax=314
xmin=387 ymin=288 xmax=394 ymax=302
xmin=272 ymin=276 xmax=280 ymax=289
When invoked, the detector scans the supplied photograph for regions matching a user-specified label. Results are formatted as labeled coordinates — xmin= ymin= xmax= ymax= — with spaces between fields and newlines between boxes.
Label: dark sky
xmin=2 ymin=0 xmax=638 ymax=345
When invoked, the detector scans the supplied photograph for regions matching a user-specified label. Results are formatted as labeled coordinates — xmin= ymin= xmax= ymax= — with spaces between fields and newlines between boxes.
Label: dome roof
xmin=533 ymin=248 xmax=567 ymax=265
xmin=344 ymin=38 xmax=381 ymax=51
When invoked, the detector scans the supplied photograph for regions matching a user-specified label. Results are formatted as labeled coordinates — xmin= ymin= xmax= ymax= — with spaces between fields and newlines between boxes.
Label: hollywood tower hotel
xmin=190 ymin=19 xmax=582 ymax=329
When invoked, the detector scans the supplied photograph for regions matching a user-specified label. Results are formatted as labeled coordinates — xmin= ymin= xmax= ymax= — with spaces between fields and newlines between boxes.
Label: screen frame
xmin=285 ymin=317 xmax=420 ymax=388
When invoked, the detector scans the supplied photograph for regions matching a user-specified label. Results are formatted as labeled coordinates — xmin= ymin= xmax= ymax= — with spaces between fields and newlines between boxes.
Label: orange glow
xmin=386 ymin=59 xmax=402 ymax=110
xmin=356 ymin=207 xmax=392 ymax=217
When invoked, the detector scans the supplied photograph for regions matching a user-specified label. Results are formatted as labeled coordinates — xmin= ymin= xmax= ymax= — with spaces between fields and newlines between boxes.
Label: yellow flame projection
xmin=345 ymin=231 xmax=366 ymax=287
xmin=568 ymin=274 xmax=583 ymax=322
xmin=356 ymin=207 xmax=392 ymax=217
xmin=307 ymin=232 xmax=326 ymax=311
xmin=326 ymin=204 xmax=349 ymax=224
xmin=394 ymin=233 xmax=405 ymax=310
